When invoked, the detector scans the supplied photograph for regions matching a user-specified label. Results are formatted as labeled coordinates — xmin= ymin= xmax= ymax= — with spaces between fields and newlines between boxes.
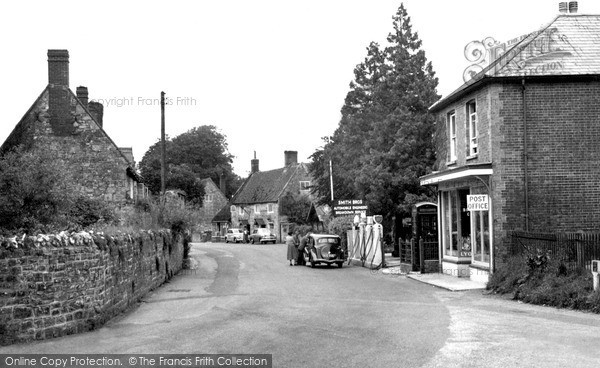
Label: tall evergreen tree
xmin=309 ymin=3 xmax=439 ymax=225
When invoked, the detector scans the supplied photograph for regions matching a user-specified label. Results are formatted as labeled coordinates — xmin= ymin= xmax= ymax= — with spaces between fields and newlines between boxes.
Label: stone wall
xmin=0 ymin=230 xmax=184 ymax=346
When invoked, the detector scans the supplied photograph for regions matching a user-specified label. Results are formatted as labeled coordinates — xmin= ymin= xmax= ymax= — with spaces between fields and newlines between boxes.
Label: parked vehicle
xmin=249 ymin=228 xmax=277 ymax=244
xmin=225 ymin=228 xmax=244 ymax=243
xmin=303 ymin=234 xmax=344 ymax=268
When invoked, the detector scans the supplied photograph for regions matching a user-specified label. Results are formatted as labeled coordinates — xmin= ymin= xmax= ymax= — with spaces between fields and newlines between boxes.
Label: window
xmin=447 ymin=111 xmax=457 ymax=162
xmin=205 ymin=194 xmax=213 ymax=202
xmin=441 ymin=189 xmax=471 ymax=258
xmin=267 ymin=203 xmax=274 ymax=213
xmin=230 ymin=205 xmax=236 ymax=213
xmin=472 ymin=204 xmax=490 ymax=264
xmin=239 ymin=206 xmax=244 ymax=216
xmin=466 ymin=101 xmax=477 ymax=156
xmin=254 ymin=204 xmax=260 ymax=214
xmin=300 ymin=181 xmax=311 ymax=191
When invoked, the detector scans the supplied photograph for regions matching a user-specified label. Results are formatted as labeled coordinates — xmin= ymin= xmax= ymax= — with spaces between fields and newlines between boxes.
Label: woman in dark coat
xmin=286 ymin=231 xmax=298 ymax=266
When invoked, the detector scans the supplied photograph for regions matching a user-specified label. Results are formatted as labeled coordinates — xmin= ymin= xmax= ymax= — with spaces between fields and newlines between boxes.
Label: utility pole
xmin=329 ymin=159 xmax=334 ymax=202
xmin=160 ymin=91 xmax=166 ymax=197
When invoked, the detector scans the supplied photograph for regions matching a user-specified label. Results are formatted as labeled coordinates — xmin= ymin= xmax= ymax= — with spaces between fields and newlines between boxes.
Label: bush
xmin=488 ymin=253 xmax=600 ymax=313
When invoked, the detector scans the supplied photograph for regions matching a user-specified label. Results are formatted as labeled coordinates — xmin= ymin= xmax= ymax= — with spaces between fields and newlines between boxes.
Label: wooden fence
xmin=510 ymin=231 xmax=600 ymax=271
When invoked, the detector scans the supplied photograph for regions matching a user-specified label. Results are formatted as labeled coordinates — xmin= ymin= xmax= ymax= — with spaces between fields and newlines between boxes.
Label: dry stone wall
xmin=0 ymin=230 xmax=183 ymax=346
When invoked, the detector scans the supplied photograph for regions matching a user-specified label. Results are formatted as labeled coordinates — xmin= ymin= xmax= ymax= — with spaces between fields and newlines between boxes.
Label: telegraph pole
xmin=160 ymin=91 xmax=166 ymax=198
xmin=329 ymin=159 xmax=334 ymax=201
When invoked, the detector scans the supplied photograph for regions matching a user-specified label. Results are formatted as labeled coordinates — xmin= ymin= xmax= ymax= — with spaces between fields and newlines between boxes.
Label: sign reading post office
xmin=467 ymin=195 xmax=489 ymax=211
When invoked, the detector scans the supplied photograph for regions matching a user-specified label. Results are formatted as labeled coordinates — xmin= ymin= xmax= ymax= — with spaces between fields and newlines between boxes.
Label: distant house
xmin=197 ymin=178 xmax=228 ymax=232
xmin=211 ymin=203 xmax=232 ymax=240
xmin=0 ymin=49 xmax=147 ymax=203
xmin=419 ymin=11 xmax=600 ymax=282
xmin=230 ymin=151 xmax=312 ymax=242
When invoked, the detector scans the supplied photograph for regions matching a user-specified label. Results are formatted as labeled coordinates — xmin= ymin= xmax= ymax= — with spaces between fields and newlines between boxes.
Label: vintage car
xmin=248 ymin=228 xmax=277 ymax=244
xmin=303 ymin=234 xmax=344 ymax=268
xmin=225 ymin=228 xmax=244 ymax=243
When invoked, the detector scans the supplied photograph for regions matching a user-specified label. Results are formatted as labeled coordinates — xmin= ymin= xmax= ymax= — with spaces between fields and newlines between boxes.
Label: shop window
xmin=442 ymin=189 xmax=471 ymax=258
xmin=447 ymin=111 xmax=456 ymax=162
xmin=466 ymin=100 xmax=478 ymax=156
xmin=472 ymin=208 xmax=490 ymax=263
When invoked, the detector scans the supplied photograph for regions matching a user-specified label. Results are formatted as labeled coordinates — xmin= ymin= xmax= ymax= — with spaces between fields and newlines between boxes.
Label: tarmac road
xmin=1 ymin=242 xmax=600 ymax=368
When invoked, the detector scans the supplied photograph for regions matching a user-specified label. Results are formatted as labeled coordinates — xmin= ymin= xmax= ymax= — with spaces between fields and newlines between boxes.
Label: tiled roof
xmin=232 ymin=164 xmax=305 ymax=204
xmin=212 ymin=203 xmax=231 ymax=223
xmin=489 ymin=14 xmax=600 ymax=78
xmin=432 ymin=14 xmax=600 ymax=111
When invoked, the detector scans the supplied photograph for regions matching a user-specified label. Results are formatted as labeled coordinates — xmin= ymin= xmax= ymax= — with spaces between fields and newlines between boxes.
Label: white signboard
xmin=467 ymin=195 xmax=489 ymax=211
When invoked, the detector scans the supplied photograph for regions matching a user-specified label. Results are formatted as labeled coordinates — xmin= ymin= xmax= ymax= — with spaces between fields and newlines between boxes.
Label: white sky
xmin=1 ymin=0 xmax=599 ymax=177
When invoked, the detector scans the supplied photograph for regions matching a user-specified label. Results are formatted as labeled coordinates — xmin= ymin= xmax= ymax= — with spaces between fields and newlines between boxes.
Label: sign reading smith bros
xmin=333 ymin=199 xmax=369 ymax=216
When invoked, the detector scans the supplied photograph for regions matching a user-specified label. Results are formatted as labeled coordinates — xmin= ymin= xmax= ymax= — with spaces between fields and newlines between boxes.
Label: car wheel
xmin=337 ymin=262 xmax=343 ymax=268
xmin=251 ymin=238 xmax=255 ymax=244
xmin=225 ymin=239 xmax=229 ymax=243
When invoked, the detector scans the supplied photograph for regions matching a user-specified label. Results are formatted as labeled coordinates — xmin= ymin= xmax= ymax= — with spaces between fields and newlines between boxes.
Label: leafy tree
xmin=280 ymin=191 xmax=313 ymax=225
xmin=139 ymin=125 xmax=241 ymax=203
xmin=309 ymin=3 xmax=439 ymax=227
xmin=0 ymin=146 xmax=115 ymax=233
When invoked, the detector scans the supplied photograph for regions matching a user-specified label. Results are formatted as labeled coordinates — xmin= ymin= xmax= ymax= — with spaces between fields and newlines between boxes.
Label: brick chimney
xmin=284 ymin=151 xmax=298 ymax=166
xmin=220 ymin=174 xmax=227 ymax=195
xmin=251 ymin=151 xmax=259 ymax=173
xmin=119 ymin=147 xmax=135 ymax=165
xmin=76 ymin=86 xmax=89 ymax=108
xmin=88 ymin=101 xmax=104 ymax=128
xmin=47 ymin=50 xmax=69 ymax=86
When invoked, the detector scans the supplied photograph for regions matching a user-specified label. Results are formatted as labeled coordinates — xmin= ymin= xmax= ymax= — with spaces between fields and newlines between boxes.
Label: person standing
xmin=296 ymin=233 xmax=309 ymax=266
xmin=286 ymin=231 xmax=298 ymax=266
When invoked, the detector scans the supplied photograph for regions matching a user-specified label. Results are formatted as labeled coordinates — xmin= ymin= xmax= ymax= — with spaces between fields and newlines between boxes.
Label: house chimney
xmin=284 ymin=150 xmax=298 ymax=166
xmin=569 ymin=1 xmax=578 ymax=13
xmin=76 ymin=86 xmax=89 ymax=108
xmin=220 ymin=174 xmax=227 ymax=195
xmin=88 ymin=101 xmax=104 ymax=128
xmin=119 ymin=147 xmax=134 ymax=165
xmin=251 ymin=151 xmax=259 ymax=173
xmin=559 ymin=2 xmax=568 ymax=12
xmin=47 ymin=49 xmax=69 ymax=86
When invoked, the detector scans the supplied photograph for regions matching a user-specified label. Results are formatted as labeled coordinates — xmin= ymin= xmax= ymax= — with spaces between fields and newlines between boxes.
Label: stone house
xmin=230 ymin=151 xmax=312 ymax=242
xmin=197 ymin=178 xmax=228 ymax=233
xmin=0 ymin=50 xmax=147 ymax=203
xmin=419 ymin=10 xmax=600 ymax=282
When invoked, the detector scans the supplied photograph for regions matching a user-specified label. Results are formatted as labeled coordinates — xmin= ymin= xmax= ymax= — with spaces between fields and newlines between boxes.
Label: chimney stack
xmin=76 ymin=86 xmax=89 ymax=108
xmin=251 ymin=151 xmax=259 ymax=173
xmin=47 ymin=49 xmax=69 ymax=86
xmin=88 ymin=101 xmax=104 ymax=128
xmin=284 ymin=150 xmax=298 ymax=166
xmin=559 ymin=1 xmax=578 ymax=13
xmin=569 ymin=1 xmax=578 ymax=13
xmin=220 ymin=174 xmax=227 ymax=195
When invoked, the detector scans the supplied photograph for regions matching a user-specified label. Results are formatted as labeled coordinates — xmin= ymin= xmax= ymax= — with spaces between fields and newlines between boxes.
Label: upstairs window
xmin=447 ymin=111 xmax=457 ymax=162
xmin=230 ymin=205 xmax=236 ymax=213
xmin=466 ymin=101 xmax=478 ymax=156
xmin=239 ymin=206 xmax=244 ymax=216
xmin=254 ymin=204 xmax=260 ymax=214
xmin=300 ymin=181 xmax=311 ymax=191
xmin=268 ymin=203 xmax=274 ymax=213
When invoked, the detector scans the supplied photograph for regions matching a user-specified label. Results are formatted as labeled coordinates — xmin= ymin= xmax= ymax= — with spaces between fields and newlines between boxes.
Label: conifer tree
xmin=309 ymin=3 xmax=439 ymax=224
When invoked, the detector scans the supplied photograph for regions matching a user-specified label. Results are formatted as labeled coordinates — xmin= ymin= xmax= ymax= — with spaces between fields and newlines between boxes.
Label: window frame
xmin=300 ymin=181 xmax=311 ymax=191
xmin=447 ymin=111 xmax=457 ymax=163
xmin=267 ymin=203 xmax=274 ymax=213
xmin=466 ymin=100 xmax=478 ymax=157
xmin=254 ymin=204 xmax=260 ymax=214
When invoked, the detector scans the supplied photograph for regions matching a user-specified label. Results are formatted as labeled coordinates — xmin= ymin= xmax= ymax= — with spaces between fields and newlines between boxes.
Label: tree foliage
xmin=139 ymin=125 xmax=241 ymax=204
xmin=309 ymin=4 xmax=439 ymax=224
xmin=0 ymin=146 xmax=115 ymax=233
xmin=280 ymin=191 xmax=313 ymax=225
